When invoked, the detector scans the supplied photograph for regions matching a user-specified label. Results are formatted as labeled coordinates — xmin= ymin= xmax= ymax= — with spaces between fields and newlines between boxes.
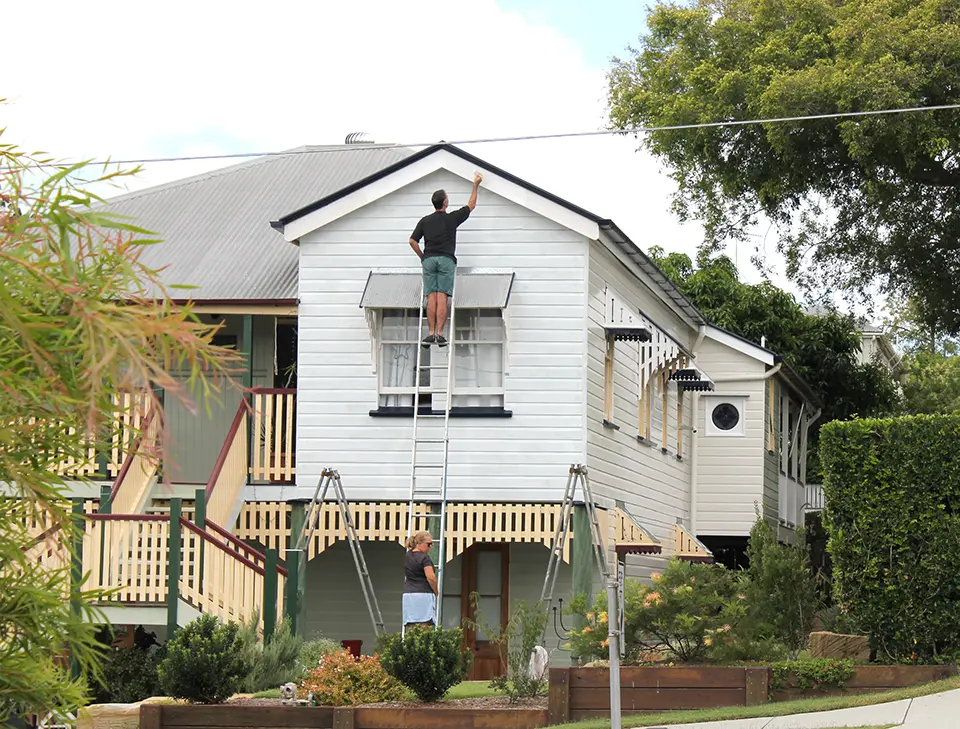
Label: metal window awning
xmin=359 ymin=268 xmax=515 ymax=309
xmin=610 ymin=506 xmax=662 ymax=556
xmin=674 ymin=522 xmax=714 ymax=563
xmin=670 ymin=366 xmax=715 ymax=392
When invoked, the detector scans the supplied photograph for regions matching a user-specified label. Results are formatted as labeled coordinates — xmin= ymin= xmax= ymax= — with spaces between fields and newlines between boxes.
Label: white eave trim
xmin=279 ymin=149 xmax=600 ymax=243
xmin=704 ymin=325 xmax=776 ymax=365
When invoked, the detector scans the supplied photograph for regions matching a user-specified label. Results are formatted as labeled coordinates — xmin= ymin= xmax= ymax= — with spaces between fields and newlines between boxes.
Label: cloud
xmin=3 ymin=0 xmax=783 ymax=286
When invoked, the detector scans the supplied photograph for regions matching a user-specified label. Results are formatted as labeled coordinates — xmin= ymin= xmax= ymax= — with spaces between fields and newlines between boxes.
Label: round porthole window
xmin=711 ymin=402 xmax=740 ymax=431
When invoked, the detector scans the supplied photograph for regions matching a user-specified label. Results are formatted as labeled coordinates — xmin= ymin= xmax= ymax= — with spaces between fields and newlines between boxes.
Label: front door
xmin=440 ymin=544 xmax=509 ymax=681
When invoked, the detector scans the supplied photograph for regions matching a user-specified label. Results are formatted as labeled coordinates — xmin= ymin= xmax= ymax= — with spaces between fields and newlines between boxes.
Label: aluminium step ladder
xmin=405 ymin=277 xmax=457 ymax=629
xmin=541 ymin=464 xmax=611 ymax=606
xmin=296 ymin=467 xmax=384 ymax=637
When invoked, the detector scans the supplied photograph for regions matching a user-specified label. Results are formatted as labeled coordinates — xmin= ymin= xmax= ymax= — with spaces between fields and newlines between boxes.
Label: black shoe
xmin=421 ymin=334 xmax=436 ymax=347
xmin=436 ymin=335 xmax=448 ymax=347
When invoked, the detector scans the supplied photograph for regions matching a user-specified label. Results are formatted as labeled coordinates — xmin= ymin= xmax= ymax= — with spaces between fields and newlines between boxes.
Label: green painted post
xmin=288 ymin=499 xmax=309 ymax=637
xmin=167 ymin=498 xmax=182 ymax=636
xmin=70 ymin=498 xmax=84 ymax=680
xmin=242 ymin=314 xmax=255 ymax=482
xmin=194 ymin=488 xmax=206 ymax=590
xmin=98 ymin=485 xmax=112 ymax=585
xmin=263 ymin=548 xmax=278 ymax=643
xmin=284 ymin=548 xmax=302 ymax=638
xmin=571 ymin=505 xmax=594 ymax=632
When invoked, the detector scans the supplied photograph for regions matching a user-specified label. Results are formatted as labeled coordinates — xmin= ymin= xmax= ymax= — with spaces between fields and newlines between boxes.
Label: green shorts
xmin=422 ymin=255 xmax=456 ymax=296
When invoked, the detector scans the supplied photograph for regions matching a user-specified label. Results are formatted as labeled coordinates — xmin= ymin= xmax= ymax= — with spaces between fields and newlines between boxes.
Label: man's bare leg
xmin=426 ymin=292 xmax=438 ymax=336
xmin=436 ymin=293 xmax=449 ymax=338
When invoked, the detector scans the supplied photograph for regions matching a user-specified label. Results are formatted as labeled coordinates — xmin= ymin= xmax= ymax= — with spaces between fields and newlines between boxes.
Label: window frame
xmin=373 ymin=306 xmax=507 ymax=408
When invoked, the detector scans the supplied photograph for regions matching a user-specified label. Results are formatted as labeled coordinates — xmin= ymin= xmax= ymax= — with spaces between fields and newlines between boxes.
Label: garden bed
xmin=548 ymin=664 xmax=958 ymax=722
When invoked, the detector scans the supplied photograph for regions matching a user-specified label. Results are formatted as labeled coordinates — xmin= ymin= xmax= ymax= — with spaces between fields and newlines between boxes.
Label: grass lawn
xmin=549 ymin=675 xmax=960 ymax=729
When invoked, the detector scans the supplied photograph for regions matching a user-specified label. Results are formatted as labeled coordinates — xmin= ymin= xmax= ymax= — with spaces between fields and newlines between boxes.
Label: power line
xmin=36 ymin=102 xmax=960 ymax=168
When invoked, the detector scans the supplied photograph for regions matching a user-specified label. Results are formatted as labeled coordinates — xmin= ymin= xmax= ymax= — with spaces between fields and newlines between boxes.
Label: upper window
xmin=377 ymin=308 xmax=504 ymax=409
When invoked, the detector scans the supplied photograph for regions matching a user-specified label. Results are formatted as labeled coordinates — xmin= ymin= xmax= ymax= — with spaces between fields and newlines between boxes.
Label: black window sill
xmin=602 ymin=419 xmax=620 ymax=431
xmin=370 ymin=406 xmax=512 ymax=418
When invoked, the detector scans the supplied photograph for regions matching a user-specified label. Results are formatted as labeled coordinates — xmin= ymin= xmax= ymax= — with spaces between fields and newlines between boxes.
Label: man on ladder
xmin=408 ymin=172 xmax=483 ymax=347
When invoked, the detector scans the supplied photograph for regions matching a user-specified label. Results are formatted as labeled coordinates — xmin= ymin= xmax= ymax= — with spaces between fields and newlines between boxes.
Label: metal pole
xmin=606 ymin=576 xmax=622 ymax=729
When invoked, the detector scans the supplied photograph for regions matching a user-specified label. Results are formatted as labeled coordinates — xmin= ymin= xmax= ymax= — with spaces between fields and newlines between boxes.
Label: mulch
xmin=226 ymin=696 xmax=548 ymax=709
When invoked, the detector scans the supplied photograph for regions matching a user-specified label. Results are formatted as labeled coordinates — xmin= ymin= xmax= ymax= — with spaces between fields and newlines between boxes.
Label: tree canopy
xmin=0 ymin=137 xmax=240 ymax=723
xmin=608 ymin=0 xmax=960 ymax=333
xmin=648 ymin=247 xmax=900 ymax=475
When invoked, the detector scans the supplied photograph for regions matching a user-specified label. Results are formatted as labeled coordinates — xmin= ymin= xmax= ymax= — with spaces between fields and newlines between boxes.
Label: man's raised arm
xmin=466 ymin=172 xmax=483 ymax=211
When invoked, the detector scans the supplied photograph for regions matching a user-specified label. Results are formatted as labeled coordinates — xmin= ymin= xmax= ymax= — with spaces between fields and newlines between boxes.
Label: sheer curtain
xmin=380 ymin=309 xmax=429 ymax=407
xmin=453 ymin=309 xmax=503 ymax=408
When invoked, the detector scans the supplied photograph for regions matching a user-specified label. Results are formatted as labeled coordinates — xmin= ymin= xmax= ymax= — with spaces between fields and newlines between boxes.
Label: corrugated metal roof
xmin=99 ymin=145 xmax=412 ymax=301
xmin=359 ymin=268 xmax=515 ymax=308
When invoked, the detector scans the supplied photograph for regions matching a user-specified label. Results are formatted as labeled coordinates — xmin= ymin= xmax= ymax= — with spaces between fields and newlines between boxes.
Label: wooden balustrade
xmin=249 ymin=389 xmax=296 ymax=483
xmin=84 ymin=514 xmax=169 ymax=603
xmin=206 ymin=405 xmax=250 ymax=526
xmin=108 ymin=392 xmax=149 ymax=477
xmin=111 ymin=409 xmax=161 ymax=515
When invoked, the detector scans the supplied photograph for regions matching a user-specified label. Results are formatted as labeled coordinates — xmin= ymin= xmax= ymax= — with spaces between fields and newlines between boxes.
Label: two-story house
xmin=32 ymin=141 xmax=821 ymax=677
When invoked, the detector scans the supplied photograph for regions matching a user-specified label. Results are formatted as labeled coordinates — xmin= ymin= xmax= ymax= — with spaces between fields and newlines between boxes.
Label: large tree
xmin=0 ymin=138 xmax=240 ymax=723
xmin=649 ymin=247 xmax=900 ymax=475
xmin=608 ymin=0 xmax=960 ymax=333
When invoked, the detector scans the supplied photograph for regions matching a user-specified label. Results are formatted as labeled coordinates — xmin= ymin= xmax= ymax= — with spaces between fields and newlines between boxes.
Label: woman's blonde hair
xmin=405 ymin=531 xmax=432 ymax=550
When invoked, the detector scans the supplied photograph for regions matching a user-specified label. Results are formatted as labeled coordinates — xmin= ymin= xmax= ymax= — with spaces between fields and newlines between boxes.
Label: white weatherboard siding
xmin=296 ymin=169 xmax=587 ymax=502
xmin=585 ymin=242 xmax=695 ymax=569
xmin=694 ymin=338 xmax=766 ymax=536
xmin=762 ymin=381 xmax=782 ymax=525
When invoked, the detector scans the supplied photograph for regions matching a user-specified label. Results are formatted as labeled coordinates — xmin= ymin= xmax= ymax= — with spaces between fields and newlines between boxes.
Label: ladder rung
xmin=411 ymin=512 xmax=443 ymax=519
xmin=415 ymin=438 xmax=447 ymax=444
xmin=419 ymin=364 xmax=450 ymax=370
xmin=414 ymin=464 xmax=444 ymax=469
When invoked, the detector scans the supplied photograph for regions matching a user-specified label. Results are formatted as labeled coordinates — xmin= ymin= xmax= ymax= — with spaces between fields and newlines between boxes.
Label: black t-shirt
xmin=403 ymin=550 xmax=435 ymax=594
xmin=410 ymin=206 xmax=471 ymax=263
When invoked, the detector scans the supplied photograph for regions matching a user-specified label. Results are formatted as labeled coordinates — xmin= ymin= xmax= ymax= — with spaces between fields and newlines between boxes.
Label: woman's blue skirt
xmin=402 ymin=592 xmax=436 ymax=624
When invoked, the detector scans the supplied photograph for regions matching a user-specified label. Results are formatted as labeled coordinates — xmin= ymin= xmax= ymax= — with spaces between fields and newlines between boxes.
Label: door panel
xmin=462 ymin=544 xmax=509 ymax=681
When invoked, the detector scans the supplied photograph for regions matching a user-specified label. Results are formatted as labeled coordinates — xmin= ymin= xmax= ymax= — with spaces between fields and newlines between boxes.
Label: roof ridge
xmin=99 ymin=144 xmax=366 ymax=206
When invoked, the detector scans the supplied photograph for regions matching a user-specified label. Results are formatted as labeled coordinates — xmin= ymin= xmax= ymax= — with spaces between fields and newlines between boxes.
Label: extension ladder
xmin=405 ymin=276 xmax=457 ymax=628
xmin=296 ymin=468 xmax=385 ymax=637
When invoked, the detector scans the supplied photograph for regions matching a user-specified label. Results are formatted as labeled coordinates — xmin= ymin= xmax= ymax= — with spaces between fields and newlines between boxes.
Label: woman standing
xmin=402 ymin=531 xmax=438 ymax=630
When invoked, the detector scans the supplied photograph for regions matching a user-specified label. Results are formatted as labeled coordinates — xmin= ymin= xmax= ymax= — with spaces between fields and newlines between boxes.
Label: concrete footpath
xmin=628 ymin=687 xmax=960 ymax=729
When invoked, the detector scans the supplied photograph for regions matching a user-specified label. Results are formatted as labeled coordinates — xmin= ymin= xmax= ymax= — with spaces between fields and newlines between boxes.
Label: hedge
xmin=820 ymin=414 xmax=960 ymax=663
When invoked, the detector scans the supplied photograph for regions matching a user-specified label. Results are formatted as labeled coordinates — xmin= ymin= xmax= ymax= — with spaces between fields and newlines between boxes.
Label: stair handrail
xmin=109 ymin=406 xmax=160 ymax=512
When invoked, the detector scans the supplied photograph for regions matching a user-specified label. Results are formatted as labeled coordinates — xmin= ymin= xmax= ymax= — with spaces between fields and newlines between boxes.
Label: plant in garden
xmin=0 ymin=135 xmax=239 ymax=724
xmin=90 ymin=645 xmax=165 ymax=704
xmin=236 ymin=612 xmax=304 ymax=693
xmin=296 ymin=634 xmax=341 ymax=676
xmin=741 ymin=515 xmax=820 ymax=659
xmin=376 ymin=627 xmax=471 ymax=702
xmin=568 ymin=560 xmax=741 ymax=663
xmin=157 ymin=614 xmax=251 ymax=704
xmin=770 ymin=658 xmax=855 ymax=694
xmin=820 ymin=414 xmax=960 ymax=662
xmin=468 ymin=597 xmax=549 ymax=700
xmin=300 ymin=650 xmax=407 ymax=706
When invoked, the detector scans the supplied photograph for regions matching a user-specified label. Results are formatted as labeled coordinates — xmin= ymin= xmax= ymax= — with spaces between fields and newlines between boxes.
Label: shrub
xmin=568 ymin=559 xmax=740 ymax=663
xmin=297 ymin=634 xmax=341 ymax=676
xmin=820 ymin=414 xmax=960 ymax=662
xmin=740 ymin=515 xmax=820 ymax=659
xmin=770 ymin=658 xmax=855 ymax=694
xmin=376 ymin=627 xmax=472 ymax=702
xmin=91 ymin=645 xmax=165 ymax=703
xmin=236 ymin=613 xmax=304 ymax=693
xmin=300 ymin=650 xmax=407 ymax=706
xmin=469 ymin=598 xmax=549 ymax=700
xmin=158 ymin=613 xmax=251 ymax=704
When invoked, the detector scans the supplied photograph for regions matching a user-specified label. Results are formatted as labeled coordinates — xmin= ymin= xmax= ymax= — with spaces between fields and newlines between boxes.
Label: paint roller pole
xmin=606 ymin=576 xmax=622 ymax=729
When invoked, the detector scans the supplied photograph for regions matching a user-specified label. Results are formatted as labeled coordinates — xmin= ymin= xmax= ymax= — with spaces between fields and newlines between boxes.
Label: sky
xmin=2 ymin=0 xmax=791 ymax=290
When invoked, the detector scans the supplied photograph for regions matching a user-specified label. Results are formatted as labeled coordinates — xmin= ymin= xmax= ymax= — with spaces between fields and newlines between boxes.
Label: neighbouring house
xmin=24 ymin=140 xmax=822 ymax=678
